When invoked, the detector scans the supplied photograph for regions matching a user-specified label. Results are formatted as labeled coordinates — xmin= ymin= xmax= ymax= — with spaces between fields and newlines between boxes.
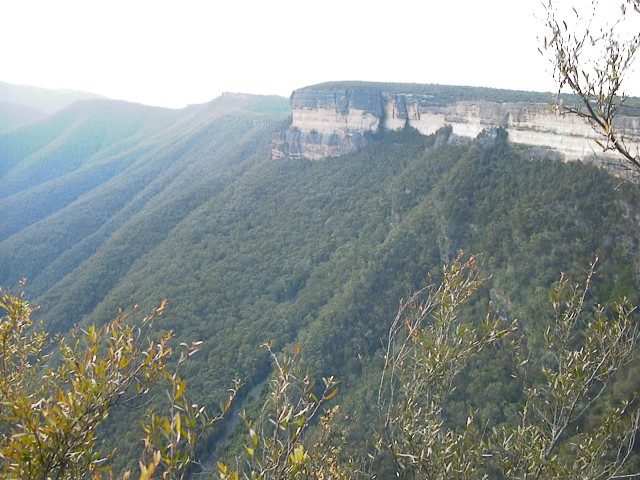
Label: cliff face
xmin=272 ymin=84 xmax=640 ymax=162
xmin=272 ymin=88 xmax=383 ymax=160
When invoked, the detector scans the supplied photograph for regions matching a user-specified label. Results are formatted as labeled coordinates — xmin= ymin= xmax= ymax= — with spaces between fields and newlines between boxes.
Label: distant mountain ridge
xmin=0 ymin=81 xmax=105 ymax=113
xmin=0 ymin=81 xmax=106 ymax=132
xmin=0 ymin=100 xmax=47 ymax=133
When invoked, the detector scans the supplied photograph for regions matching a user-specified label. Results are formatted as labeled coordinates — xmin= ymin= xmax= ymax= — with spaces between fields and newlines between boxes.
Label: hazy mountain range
xmin=0 ymin=81 xmax=107 ymax=132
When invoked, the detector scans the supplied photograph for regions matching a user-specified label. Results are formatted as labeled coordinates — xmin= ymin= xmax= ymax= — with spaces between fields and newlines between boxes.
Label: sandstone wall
xmin=272 ymin=85 xmax=640 ymax=163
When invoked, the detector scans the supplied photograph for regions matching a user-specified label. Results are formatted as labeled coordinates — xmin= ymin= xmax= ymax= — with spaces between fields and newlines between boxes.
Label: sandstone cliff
xmin=272 ymin=82 xmax=640 ymax=163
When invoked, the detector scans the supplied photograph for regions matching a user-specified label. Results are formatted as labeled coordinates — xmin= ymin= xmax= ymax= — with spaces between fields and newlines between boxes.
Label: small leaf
xmin=174 ymin=412 xmax=182 ymax=443
xmin=324 ymin=387 xmax=339 ymax=401
xmin=291 ymin=445 xmax=306 ymax=464
xmin=174 ymin=379 xmax=186 ymax=401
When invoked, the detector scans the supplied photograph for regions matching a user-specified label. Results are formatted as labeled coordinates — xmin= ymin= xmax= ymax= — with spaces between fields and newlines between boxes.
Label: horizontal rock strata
xmin=272 ymin=84 xmax=640 ymax=163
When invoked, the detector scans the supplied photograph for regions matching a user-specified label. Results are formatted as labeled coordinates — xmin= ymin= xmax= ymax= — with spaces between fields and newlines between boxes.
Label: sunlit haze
xmin=1 ymin=0 xmax=638 ymax=109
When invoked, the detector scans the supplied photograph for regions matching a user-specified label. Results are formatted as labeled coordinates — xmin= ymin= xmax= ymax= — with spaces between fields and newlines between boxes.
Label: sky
xmin=1 ymin=0 xmax=638 ymax=109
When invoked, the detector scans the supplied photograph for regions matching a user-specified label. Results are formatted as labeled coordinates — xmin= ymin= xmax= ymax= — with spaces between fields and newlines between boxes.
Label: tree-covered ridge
xmin=0 ymin=94 xmax=291 ymax=299
xmin=1 ymin=87 xmax=640 ymax=473
xmin=300 ymin=81 xmax=557 ymax=103
xmin=303 ymin=80 xmax=640 ymax=110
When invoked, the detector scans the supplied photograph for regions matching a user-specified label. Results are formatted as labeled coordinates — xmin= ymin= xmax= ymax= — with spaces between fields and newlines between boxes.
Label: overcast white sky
xmin=1 ymin=0 xmax=638 ymax=109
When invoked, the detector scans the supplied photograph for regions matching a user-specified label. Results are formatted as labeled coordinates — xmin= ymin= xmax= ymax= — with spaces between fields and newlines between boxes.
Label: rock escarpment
xmin=272 ymin=82 xmax=640 ymax=163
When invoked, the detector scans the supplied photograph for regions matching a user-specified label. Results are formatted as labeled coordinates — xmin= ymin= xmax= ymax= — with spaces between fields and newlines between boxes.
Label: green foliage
xmin=2 ymin=250 xmax=638 ymax=479
xmin=217 ymin=342 xmax=346 ymax=480
xmin=303 ymin=81 xmax=559 ymax=106
xmin=377 ymin=253 xmax=517 ymax=477
xmin=490 ymin=258 xmax=640 ymax=479
xmin=213 ymin=253 xmax=640 ymax=479
xmin=376 ymin=254 xmax=640 ymax=479
xmin=0 ymin=290 xmax=164 ymax=478
xmin=0 ymin=287 xmax=233 ymax=479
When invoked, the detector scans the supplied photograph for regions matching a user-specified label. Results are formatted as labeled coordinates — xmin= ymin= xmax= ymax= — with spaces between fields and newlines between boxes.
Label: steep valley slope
xmin=1 ymin=84 xmax=640 ymax=471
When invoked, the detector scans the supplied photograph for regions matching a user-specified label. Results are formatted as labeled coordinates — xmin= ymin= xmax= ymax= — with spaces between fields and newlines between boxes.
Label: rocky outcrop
xmin=272 ymin=88 xmax=383 ymax=160
xmin=272 ymin=83 xmax=640 ymax=163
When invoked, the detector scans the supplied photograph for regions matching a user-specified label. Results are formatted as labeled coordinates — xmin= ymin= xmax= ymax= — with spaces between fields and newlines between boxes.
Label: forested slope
xmin=1 ymin=93 xmax=639 ymax=472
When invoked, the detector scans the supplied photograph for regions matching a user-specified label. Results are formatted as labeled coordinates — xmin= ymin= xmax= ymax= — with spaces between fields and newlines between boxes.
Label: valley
xmin=1 ymin=81 xmax=640 ymax=476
